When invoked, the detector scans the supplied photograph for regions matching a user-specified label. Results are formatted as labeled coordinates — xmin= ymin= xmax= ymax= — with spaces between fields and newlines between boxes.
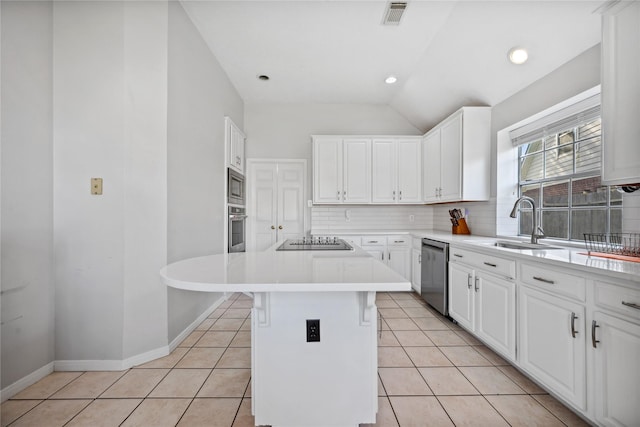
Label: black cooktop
xmin=276 ymin=238 xmax=353 ymax=251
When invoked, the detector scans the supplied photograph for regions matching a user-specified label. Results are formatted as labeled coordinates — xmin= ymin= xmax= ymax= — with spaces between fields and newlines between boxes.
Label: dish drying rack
xmin=584 ymin=233 xmax=640 ymax=258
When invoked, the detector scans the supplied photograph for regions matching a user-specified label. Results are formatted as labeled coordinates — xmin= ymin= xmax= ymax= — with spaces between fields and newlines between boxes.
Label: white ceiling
xmin=181 ymin=0 xmax=602 ymax=131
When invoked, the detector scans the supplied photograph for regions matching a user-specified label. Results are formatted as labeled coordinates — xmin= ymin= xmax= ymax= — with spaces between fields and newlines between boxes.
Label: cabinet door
xmin=439 ymin=113 xmax=462 ymax=202
xmin=448 ymin=262 xmax=474 ymax=331
xmin=593 ymin=311 xmax=640 ymax=427
xmin=343 ymin=138 xmax=371 ymax=203
xmin=602 ymin=0 xmax=640 ymax=185
xmin=423 ymin=131 xmax=441 ymax=203
xmin=475 ymin=273 xmax=516 ymax=361
xmin=518 ymin=286 xmax=586 ymax=410
xmin=411 ymin=249 xmax=421 ymax=294
xmin=313 ymin=137 xmax=343 ymax=203
xmin=388 ymin=247 xmax=410 ymax=280
xmin=361 ymin=246 xmax=385 ymax=263
xmin=372 ymin=139 xmax=397 ymax=203
xmin=397 ymin=138 xmax=422 ymax=203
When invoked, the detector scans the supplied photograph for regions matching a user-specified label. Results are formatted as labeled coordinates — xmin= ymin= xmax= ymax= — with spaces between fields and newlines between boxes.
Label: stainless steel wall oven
xmin=227 ymin=168 xmax=245 ymax=206
xmin=228 ymin=206 xmax=247 ymax=253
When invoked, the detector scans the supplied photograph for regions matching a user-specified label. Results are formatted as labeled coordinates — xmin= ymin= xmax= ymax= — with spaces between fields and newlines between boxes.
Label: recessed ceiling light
xmin=257 ymin=75 xmax=270 ymax=81
xmin=385 ymin=75 xmax=398 ymax=84
xmin=508 ymin=47 xmax=528 ymax=65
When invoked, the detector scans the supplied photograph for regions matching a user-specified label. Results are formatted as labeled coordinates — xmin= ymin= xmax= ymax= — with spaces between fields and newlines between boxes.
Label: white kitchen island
xmin=160 ymin=243 xmax=410 ymax=427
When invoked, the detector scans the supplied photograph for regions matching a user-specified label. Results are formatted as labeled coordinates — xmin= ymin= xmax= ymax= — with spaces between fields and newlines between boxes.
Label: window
xmin=513 ymin=95 xmax=622 ymax=241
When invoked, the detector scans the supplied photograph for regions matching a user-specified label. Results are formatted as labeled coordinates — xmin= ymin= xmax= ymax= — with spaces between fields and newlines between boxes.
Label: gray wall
xmin=1 ymin=1 xmax=55 ymax=389
xmin=167 ymin=2 xmax=244 ymax=342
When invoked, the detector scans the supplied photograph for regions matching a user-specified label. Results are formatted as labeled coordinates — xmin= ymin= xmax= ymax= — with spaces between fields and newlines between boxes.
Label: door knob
xmin=278 ymin=225 xmax=283 ymax=230
xmin=271 ymin=225 xmax=275 ymax=230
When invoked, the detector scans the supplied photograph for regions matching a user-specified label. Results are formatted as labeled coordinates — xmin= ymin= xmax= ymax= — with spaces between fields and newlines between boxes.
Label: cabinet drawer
xmin=387 ymin=235 xmax=410 ymax=247
xmin=520 ymin=263 xmax=586 ymax=302
xmin=361 ymin=236 xmax=385 ymax=246
xmin=595 ymin=281 xmax=640 ymax=322
xmin=337 ymin=236 xmax=361 ymax=246
xmin=449 ymin=247 xmax=515 ymax=279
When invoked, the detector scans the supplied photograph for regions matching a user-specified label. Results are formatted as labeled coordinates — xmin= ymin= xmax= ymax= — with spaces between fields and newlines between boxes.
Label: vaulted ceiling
xmin=181 ymin=1 xmax=601 ymax=131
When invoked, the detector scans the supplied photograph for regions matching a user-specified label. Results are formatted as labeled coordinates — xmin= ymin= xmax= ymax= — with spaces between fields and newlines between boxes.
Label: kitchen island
xmin=160 ymin=242 xmax=410 ymax=427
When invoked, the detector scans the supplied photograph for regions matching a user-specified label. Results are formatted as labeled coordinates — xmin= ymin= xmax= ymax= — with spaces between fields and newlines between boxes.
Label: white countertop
xmin=314 ymin=229 xmax=640 ymax=284
xmin=161 ymin=243 xmax=411 ymax=293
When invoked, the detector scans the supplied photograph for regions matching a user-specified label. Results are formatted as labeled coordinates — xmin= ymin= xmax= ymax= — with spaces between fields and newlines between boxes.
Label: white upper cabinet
xmin=372 ymin=137 xmax=422 ymax=204
xmin=226 ymin=117 xmax=246 ymax=174
xmin=422 ymin=107 xmax=491 ymax=204
xmin=312 ymin=136 xmax=371 ymax=204
xmin=601 ymin=0 xmax=640 ymax=185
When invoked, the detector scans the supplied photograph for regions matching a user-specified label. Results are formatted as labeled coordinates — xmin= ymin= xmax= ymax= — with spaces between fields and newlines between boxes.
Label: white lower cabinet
xmin=448 ymin=256 xmax=516 ymax=360
xmin=518 ymin=285 xmax=587 ymax=411
xmin=475 ymin=273 xmax=516 ymax=360
xmin=448 ymin=262 xmax=475 ymax=331
xmin=411 ymin=248 xmax=421 ymax=294
xmin=353 ymin=235 xmax=411 ymax=281
xmin=592 ymin=312 xmax=640 ymax=427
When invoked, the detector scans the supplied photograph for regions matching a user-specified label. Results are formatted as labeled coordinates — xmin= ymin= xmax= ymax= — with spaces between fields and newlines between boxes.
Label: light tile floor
xmin=1 ymin=292 xmax=590 ymax=427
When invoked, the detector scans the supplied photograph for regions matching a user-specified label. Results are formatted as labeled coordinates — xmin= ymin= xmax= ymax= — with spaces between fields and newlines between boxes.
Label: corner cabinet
xmin=226 ymin=117 xmax=246 ymax=174
xmin=371 ymin=137 xmax=422 ymax=204
xmin=601 ymin=0 xmax=640 ymax=185
xmin=423 ymin=107 xmax=491 ymax=203
xmin=312 ymin=136 xmax=371 ymax=204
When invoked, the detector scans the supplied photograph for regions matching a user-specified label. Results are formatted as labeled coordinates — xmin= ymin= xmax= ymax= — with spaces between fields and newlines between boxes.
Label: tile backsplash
xmin=311 ymin=206 xmax=432 ymax=234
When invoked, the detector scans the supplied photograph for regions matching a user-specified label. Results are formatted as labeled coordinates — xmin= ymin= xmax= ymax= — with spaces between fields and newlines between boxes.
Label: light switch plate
xmin=91 ymin=178 xmax=103 ymax=195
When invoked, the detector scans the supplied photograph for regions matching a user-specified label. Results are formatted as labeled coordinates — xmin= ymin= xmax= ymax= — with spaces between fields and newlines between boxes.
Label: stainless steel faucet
xmin=510 ymin=196 xmax=546 ymax=244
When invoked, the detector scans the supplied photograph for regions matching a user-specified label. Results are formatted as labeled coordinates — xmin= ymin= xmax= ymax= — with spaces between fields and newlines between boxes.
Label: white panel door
xmin=423 ymin=131 xmax=441 ymax=203
xmin=448 ymin=262 xmax=474 ymax=331
xmin=371 ymin=139 xmax=397 ymax=203
xmin=249 ymin=162 xmax=278 ymax=251
xmin=248 ymin=160 xmax=306 ymax=251
xmin=343 ymin=138 xmax=371 ymax=203
xmin=593 ymin=311 xmax=640 ymax=427
xmin=475 ymin=273 xmax=516 ymax=361
xmin=277 ymin=162 xmax=305 ymax=241
xmin=313 ymin=137 xmax=342 ymax=203
xmin=439 ymin=113 xmax=462 ymax=202
xmin=397 ymin=138 xmax=422 ymax=203
xmin=518 ymin=285 xmax=586 ymax=410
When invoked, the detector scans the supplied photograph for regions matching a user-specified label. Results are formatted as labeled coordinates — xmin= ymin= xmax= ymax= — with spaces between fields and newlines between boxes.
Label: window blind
xmin=510 ymin=93 xmax=601 ymax=146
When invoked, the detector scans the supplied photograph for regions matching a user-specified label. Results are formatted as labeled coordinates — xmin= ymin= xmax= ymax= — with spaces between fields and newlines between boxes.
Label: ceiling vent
xmin=382 ymin=2 xmax=407 ymax=25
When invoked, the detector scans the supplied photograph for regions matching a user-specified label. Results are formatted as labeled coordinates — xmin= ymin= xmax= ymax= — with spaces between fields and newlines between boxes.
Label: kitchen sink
xmin=493 ymin=240 xmax=563 ymax=250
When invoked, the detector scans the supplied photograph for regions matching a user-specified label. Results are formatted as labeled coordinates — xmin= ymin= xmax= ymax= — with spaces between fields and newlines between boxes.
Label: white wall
xmin=167 ymin=2 xmax=244 ymax=342
xmin=53 ymin=1 xmax=168 ymax=363
xmin=1 ymin=0 xmax=55 ymax=389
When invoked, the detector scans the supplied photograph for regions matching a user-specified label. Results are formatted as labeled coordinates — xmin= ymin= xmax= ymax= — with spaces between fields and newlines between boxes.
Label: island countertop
xmin=160 ymin=243 xmax=411 ymax=293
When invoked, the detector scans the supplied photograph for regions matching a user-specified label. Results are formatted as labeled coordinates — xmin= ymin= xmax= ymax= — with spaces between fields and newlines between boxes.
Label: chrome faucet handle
xmin=531 ymin=226 xmax=546 ymax=244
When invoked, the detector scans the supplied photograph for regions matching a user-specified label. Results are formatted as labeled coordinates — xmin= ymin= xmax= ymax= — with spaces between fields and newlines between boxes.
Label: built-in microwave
xmin=227 ymin=168 xmax=245 ymax=206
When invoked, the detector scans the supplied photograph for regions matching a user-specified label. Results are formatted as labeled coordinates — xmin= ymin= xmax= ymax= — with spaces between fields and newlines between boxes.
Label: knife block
xmin=452 ymin=218 xmax=471 ymax=235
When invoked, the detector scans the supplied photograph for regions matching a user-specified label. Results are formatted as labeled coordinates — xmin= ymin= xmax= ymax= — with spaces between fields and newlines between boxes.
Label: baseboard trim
xmin=0 ymin=362 xmax=54 ymax=402
xmin=1 ymin=295 xmax=227 ymax=401
xmin=168 ymin=294 xmax=227 ymax=351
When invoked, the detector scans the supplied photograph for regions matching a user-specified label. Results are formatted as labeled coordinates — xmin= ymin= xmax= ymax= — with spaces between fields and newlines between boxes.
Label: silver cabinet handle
xmin=484 ymin=262 xmax=497 ymax=268
xmin=438 ymin=187 xmax=442 ymax=197
xmin=381 ymin=253 xmax=384 ymax=261
xmin=533 ymin=276 xmax=555 ymax=285
xmin=435 ymin=187 xmax=438 ymax=197
xmin=337 ymin=190 xmax=340 ymax=200
xmin=368 ymin=240 xmax=378 ymax=244
xmin=474 ymin=276 xmax=479 ymax=293
xmin=388 ymin=252 xmax=391 ymax=260
xmin=453 ymin=253 xmax=463 ymax=258
xmin=592 ymin=320 xmax=600 ymax=348
xmin=570 ymin=312 xmax=578 ymax=338
xmin=392 ymin=190 xmax=396 ymax=201
xmin=343 ymin=191 xmax=346 ymax=200
xmin=394 ymin=240 xmax=405 ymax=243
xmin=467 ymin=274 xmax=472 ymax=289
xmin=622 ymin=301 xmax=640 ymax=310
xmin=399 ymin=190 xmax=402 ymax=200
xmin=418 ymin=254 xmax=421 ymax=264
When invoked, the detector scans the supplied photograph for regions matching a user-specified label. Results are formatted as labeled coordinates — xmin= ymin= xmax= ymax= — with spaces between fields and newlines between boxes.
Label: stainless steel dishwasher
xmin=421 ymin=238 xmax=449 ymax=316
